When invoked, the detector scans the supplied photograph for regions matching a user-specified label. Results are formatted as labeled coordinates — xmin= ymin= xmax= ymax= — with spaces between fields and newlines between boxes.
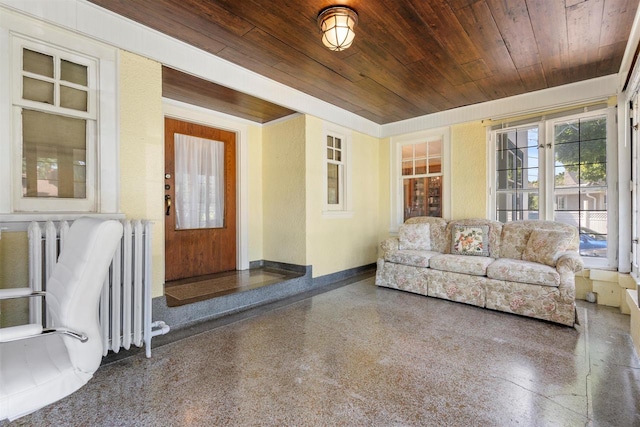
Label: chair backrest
xmin=46 ymin=218 xmax=123 ymax=374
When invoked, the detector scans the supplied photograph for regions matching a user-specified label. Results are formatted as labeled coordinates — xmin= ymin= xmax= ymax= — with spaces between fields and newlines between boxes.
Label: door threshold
xmin=164 ymin=267 xmax=304 ymax=307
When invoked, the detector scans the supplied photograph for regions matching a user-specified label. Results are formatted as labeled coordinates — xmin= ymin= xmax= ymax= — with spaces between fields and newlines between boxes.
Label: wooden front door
xmin=164 ymin=118 xmax=236 ymax=281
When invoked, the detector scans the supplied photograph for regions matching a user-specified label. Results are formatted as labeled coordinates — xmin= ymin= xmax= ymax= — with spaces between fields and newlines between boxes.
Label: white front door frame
xmin=163 ymin=98 xmax=250 ymax=270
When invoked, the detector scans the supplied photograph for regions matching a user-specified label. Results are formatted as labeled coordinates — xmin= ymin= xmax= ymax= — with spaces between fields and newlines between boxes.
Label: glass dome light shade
xmin=318 ymin=7 xmax=358 ymax=51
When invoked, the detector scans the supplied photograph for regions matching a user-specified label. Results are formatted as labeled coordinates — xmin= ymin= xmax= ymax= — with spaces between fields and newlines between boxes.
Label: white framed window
xmin=494 ymin=123 xmax=541 ymax=222
xmin=557 ymin=196 xmax=566 ymax=210
xmin=489 ymin=107 xmax=617 ymax=269
xmin=12 ymin=37 xmax=97 ymax=212
xmin=326 ymin=134 xmax=344 ymax=210
xmin=391 ymin=128 xmax=451 ymax=230
xmin=401 ymin=139 xmax=443 ymax=219
xmin=0 ymin=11 xmax=118 ymax=216
xmin=322 ymin=124 xmax=352 ymax=216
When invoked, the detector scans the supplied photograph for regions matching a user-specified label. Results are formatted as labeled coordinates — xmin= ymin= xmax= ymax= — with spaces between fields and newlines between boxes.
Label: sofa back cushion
xmin=501 ymin=220 xmax=579 ymax=260
xmin=398 ymin=223 xmax=431 ymax=250
xmin=404 ymin=217 xmax=448 ymax=253
xmin=444 ymin=219 xmax=502 ymax=258
xmin=522 ymin=229 xmax=574 ymax=267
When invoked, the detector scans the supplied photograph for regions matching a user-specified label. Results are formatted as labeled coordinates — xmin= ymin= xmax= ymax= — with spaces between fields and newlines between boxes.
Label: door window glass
xmin=174 ymin=134 xmax=225 ymax=229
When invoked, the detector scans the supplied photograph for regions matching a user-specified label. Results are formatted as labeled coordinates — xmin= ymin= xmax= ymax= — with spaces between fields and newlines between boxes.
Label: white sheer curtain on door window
xmin=174 ymin=134 xmax=224 ymax=229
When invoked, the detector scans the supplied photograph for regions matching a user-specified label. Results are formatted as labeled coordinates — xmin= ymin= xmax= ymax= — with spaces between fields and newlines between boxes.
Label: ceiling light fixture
xmin=317 ymin=6 xmax=358 ymax=51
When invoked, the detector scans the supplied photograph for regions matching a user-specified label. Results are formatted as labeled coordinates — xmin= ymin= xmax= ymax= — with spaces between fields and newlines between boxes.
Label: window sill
xmin=581 ymin=257 xmax=615 ymax=271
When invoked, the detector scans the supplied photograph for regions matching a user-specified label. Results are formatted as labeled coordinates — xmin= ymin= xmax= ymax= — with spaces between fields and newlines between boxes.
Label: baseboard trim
xmin=312 ymin=263 xmax=377 ymax=287
xmin=249 ymin=259 xmax=309 ymax=274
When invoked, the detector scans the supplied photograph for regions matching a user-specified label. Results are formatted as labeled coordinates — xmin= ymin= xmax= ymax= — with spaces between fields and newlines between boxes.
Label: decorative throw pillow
xmin=398 ymin=223 xmax=431 ymax=251
xmin=451 ymin=225 xmax=490 ymax=256
xmin=522 ymin=230 xmax=574 ymax=267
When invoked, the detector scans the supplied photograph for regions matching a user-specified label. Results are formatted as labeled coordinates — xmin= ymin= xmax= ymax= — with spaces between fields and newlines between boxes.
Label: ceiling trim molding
xmin=379 ymin=74 xmax=619 ymax=138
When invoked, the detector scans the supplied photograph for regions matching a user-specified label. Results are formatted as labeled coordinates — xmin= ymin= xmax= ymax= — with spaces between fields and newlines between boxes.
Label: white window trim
xmin=390 ymin=127 xmax=451 ymax=232
xmin=630 ymin=93 xmax=639 ymax=276
xmin=322 ymin=122 xmax=353 ymax=218
xmin=0 ymin=10 xmax=119 ymax=217
xmin=488 ymin=107 xmax=618 ymax=270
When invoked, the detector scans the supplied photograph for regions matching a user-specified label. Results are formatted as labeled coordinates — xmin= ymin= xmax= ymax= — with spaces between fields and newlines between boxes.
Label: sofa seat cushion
xmin=487 ymin=258 xmax=560 ymax=287
xmin=384 ymin=250 xmax=440 ymax=268
xmin=376 ymin=260 xmax=429 ymax=295
xmin=426 ymin=269 xmax=489 ymax=307
xmin=429 ymin=254 xmax=495 ymax=276
xmin=485 ymin=280 xmax=575 ymax=326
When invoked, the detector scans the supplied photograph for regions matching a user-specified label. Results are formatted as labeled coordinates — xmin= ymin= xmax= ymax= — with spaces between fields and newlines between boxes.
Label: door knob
xmin=165 ymin=195 xmax=172 ymax=216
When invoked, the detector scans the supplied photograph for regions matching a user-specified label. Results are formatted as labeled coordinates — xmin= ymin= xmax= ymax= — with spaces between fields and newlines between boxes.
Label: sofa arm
xmin=555 ymin=252 xmax=583 ymax=304
xmin=380 ymin=237 xmax=399 ymax=257
xmin=556 ymin=252 xmax=584 ymax=274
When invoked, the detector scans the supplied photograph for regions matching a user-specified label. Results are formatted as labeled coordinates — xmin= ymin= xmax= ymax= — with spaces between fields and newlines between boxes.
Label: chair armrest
xmin=0 ymin=324 xmax=88 ymax=343
xmin=0 ymin=288 xmax=46 ymax=300
xmin=0 ymin=324 xmax=43 ymax=342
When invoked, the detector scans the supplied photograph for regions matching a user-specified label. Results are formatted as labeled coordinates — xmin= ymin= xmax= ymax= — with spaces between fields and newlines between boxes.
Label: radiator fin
xmin=27 ymin=219 xmax=168 ymax=358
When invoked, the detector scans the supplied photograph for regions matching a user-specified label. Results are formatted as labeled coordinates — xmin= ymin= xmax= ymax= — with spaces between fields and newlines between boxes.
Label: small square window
xmin=324 ymin=129 xmax=350 ymax=214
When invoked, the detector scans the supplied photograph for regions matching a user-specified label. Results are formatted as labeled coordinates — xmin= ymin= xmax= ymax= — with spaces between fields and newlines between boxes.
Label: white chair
xmin=0 ymin=218 xmax=123 ymax=421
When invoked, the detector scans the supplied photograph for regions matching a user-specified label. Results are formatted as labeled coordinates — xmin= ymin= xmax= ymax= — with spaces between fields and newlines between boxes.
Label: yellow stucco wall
xmin=450 ymin=121 xmax=487 ymax=219
xmin=378 ymin=137 xmax=391 ymax=242
xmin=118 ymin=51 xmax=165 ymax=297
xmin=248 ymin=125 xmax=264 ymax=263
xmin=262 ymin=115 xmax=307 ymax=266
xmin=304 ymin=116 xmax=381 ymax=278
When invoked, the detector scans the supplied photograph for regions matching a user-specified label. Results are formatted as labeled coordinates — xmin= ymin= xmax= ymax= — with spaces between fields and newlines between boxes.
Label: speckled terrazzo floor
xmin=5 ymin=277 xmax=640 ymax=426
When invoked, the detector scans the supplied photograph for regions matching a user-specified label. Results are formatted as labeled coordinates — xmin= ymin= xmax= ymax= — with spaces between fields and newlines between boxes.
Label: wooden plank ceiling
xmin=90 ymin=0 xmax=639 ymax=125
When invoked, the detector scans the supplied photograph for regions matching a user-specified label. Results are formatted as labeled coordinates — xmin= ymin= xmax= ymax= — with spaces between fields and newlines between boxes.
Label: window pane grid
xmin=553 ymin=116 xmax=608 ymax=258
xmin=17 ymin=43 xmax=94 ymax=203
xmin=326 ymin=133 xmax=345 ymax=209
xmin=495 ymin=126 xmax=540 ymax=222
xmin=402 ymin=141 xmax=442 ymax=178
xmin=21 ymin=47 xmax=89 ymax=114
xmin=402 ymin=140 xmax=443 ymax=220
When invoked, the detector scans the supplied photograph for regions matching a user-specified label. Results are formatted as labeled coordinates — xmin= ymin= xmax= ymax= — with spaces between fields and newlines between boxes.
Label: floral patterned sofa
xmin=375 ymin=217 xmax=584 ymax=326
